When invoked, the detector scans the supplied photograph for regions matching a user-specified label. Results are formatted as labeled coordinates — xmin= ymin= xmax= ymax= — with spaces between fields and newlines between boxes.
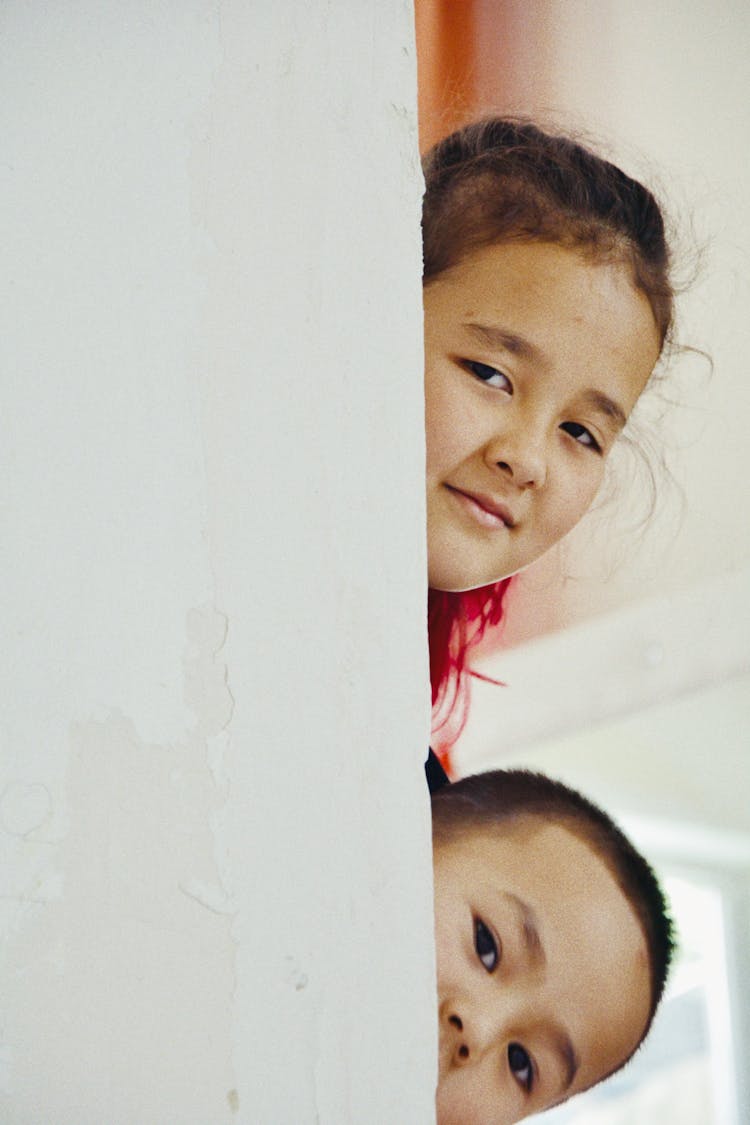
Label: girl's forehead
xmin=433 ymin=240 xmax=635 ymax=302
xmin=425 ymin=240 xmax=661 ymax=393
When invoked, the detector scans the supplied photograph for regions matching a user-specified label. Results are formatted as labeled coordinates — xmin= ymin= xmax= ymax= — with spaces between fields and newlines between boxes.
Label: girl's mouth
xmin=446 ymin=486 xmax=516 ymax=530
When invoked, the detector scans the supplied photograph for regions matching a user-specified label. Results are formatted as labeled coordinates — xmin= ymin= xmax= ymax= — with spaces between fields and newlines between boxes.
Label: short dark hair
xmin=422 ymin=117 xmax=674 ymax=353
xmin=431 ymin=768 xmax=675 ymax=1059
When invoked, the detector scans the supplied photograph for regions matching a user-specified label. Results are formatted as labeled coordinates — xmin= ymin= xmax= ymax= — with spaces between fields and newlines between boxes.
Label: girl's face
xmin=433 ymin=817 xmax=651 ymax=1124
xmin=424 ymin=241 xmax=661 ymax=591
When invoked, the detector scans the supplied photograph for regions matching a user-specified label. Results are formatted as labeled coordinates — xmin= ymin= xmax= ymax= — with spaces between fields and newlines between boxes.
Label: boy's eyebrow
xmin=551 ymin=1028 xmax=580 ymax=1092
xmin=504 ymin=893 xmax=580 ymax=1090
xmin=462 ymin=321 xmax=542 ymax=362
xmin=505 ymin=892 xmax=544 ymax=965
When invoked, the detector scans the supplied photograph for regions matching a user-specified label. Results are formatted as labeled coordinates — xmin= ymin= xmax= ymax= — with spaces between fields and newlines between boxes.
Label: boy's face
xmin=433 ymin=815 xmax=651 ymax=1124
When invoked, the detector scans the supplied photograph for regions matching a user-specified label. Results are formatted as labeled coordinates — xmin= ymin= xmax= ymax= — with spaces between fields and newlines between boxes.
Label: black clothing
xmin=426 ymin=748 xmax=450 ymax=793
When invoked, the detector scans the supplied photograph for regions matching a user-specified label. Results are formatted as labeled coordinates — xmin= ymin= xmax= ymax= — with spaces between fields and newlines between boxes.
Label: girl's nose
xmin=484 ymin=429 xmax=547 ymax=489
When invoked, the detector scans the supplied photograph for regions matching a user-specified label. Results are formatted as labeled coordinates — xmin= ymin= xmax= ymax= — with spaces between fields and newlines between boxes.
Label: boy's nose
xmin=447 ymin=1014 xmax=469 ymax=1064
xmin=484 ymin=429 xmax=547 ymax=489
xmin=445 ymin=1008 xmax=499 ymax=1067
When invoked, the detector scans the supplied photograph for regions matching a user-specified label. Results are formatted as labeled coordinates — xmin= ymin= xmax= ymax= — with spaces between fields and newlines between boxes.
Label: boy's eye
xmin=508 ymin=1042 xmax=534 ymax=1092
xmin=560 ymin=421 xmax=601 ymax=452
xmin=466 ymin=360 xmax=512 ymax=392
xmin=474 ymin=916 xmax=499 ymax=972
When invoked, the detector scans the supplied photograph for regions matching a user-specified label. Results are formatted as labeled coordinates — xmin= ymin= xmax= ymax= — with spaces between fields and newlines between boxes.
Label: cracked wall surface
xmin=1 ymin=3 xmax=432 ymax=1122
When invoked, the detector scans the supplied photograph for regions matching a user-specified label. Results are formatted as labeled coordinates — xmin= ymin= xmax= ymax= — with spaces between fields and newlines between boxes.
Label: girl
xmin=423 ymin=119 xmax=674 ymax=769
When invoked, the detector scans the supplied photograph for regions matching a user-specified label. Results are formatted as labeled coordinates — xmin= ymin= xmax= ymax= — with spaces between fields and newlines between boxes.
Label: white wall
xmin=456 ymin=566 xmax=750 ymax=802
xmin=0 ymin=3 xmax=433 ymax=1122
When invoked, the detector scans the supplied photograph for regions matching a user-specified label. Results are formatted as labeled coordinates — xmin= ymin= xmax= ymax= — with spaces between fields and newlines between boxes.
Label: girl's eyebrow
xmin=464 ymin=321 xmax=628 ymax=428
xmin=463 ymin=321 xmax=542 ymax=362
xmin=579 ymin=389 xmax=627 ymax=430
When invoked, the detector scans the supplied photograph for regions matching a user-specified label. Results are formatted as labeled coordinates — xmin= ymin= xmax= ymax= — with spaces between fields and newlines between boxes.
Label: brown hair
xmin=422 ymin=117 xmax=674 ymax=352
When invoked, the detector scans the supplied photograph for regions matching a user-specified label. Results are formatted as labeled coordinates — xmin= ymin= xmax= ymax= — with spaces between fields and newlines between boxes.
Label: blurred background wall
xmin=416 ymin=3 xmax=750 ymax=1122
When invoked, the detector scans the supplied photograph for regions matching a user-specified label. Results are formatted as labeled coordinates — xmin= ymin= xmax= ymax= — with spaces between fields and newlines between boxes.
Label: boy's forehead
xmin=435 ymin=814 xmax=627 ymax=915
xmin=436 ymin=807 xmax=588 ymax=857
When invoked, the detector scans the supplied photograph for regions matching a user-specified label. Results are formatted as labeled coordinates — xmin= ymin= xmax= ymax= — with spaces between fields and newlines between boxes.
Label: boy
xmin=430 ymin=769 xmax=673 ymax=1124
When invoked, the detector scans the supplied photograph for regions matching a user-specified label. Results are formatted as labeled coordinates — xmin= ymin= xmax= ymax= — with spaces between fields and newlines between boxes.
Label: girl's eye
xmin=474 ymin=916 xmax=499 ymax=972
xmin=508 ymin=1042 xmax=534 ymax=1093
xmin=466 ymin=360 xmax=512 ymax=392
xmin=560 ymin=421 xmax=601 ymax=452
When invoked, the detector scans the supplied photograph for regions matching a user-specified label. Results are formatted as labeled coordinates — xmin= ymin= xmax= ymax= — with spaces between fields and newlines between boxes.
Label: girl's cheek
xmin=433 ymin=383 xmax=492 ymax=464
xmin=425 ymin=387 xmax=466 ymax=472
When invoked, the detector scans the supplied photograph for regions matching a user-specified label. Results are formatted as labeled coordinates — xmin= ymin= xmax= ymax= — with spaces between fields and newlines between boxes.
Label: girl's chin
xmin=427 ymin=526 xmax=521 ymax=591
xmin=427 ymin=562 xmax=512 ymax=593
xmin=429 ymin=577 xmax=503 ymax=593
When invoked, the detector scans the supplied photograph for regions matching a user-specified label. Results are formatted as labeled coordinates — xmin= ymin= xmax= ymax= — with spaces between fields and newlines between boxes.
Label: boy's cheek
xmin=432 ymin=898 xmax=469 ymax=992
